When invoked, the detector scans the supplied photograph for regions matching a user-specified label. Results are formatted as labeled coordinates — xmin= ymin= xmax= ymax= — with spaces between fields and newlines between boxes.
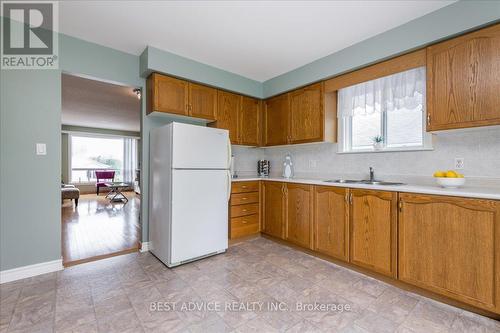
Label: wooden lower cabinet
xmin=285 ymin=183 xmax=313 ymax=249
xmin=262 ymin=181 xmax=285 ymax=239
xmin=229 ymin=181 xmax=260 ymax=239
xmin=313 ymin=186 xmax=349 ymax=261
xmin=398 ymin=193 xmax=500 ymax=314
xmin=350 ymin=189 xmax=398 ymax=278
xmin=231 ymin=215 xmax=259 ymax=239
xmin=256 ymin=181 xmax=500 ymax=316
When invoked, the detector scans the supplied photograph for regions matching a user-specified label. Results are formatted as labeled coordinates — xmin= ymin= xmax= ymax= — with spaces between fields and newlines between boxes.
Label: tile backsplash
xmin=232 ymin=127 xmax=500 ymax=180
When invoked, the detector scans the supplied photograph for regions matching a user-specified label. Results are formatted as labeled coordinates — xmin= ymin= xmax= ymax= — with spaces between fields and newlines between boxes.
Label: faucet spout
xmin=369 ymin=167 xmax=374 ymax=182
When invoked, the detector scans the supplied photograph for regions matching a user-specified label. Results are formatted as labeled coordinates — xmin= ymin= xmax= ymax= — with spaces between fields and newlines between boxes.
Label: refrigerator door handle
xmin=227 ymin=139 xmax=232 ymax=169
xmin=226 ymin=170 xmax=232 ymax=202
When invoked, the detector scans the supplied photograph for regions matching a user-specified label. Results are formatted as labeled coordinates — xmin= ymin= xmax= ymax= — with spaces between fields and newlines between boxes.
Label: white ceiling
xmin=59 ymin=1 xmax=454 ymax=82
xmin=62 ymin=74 xmax=141 ymax=132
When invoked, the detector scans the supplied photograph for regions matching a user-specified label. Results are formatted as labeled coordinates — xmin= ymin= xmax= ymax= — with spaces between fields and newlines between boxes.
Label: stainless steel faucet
xmin=369 ymin=167 xmax=375 ymax=182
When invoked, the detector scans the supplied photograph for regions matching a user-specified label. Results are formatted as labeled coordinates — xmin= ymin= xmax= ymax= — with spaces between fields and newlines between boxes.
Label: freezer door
xmin=170 ymin=169 xmax=229 ymax=264
xmin=171 ymin=122 xmax=230 ymax=169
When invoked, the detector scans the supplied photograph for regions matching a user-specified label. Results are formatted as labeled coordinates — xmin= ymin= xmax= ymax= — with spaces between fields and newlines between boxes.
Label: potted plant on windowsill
xmin=372 ymin=135 xmax=384 ymax=150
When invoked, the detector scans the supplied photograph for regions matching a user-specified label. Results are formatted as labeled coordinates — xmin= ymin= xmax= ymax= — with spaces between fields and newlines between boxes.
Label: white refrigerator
xmin=149 ymin=122 xmax=231 ymax=267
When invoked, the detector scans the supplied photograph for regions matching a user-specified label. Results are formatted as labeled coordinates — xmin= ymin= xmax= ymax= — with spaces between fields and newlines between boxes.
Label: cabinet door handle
xmin=399 ymin=200 xmax=403 ymax=212
xmin=427 ymin=114 xmax=431 ymax=126
xmin=349 ymin=193 xmax=353 ymax=204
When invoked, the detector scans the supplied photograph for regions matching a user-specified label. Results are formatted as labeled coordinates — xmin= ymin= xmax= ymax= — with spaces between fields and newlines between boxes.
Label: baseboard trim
xmin=0 ymin=259 xmax=63 ymax=284
xmin=140 ymin=242 xmax=150 ymax=252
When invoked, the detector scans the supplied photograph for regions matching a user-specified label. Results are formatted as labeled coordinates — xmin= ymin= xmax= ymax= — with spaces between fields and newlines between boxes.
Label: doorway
xmin=60 ymin=73 xmax=142 ymax=266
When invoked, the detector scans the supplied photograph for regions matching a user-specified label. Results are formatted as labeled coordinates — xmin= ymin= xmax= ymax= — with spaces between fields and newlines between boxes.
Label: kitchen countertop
xmin=231 ymin=175 xmax=500 ymax=200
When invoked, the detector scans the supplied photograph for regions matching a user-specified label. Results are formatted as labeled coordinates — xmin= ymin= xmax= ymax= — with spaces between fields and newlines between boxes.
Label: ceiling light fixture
xmin=133 ymin=88 xmax=141 ymax=99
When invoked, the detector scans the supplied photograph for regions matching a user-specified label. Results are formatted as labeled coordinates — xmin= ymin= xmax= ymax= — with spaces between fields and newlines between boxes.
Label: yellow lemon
xmin=446 ymin=170 xmax=458 ymax=178
xmin=433 ymin=171 xmax=446 ymax=178
xmin=457 ymin=173 xmax=465 ymax=178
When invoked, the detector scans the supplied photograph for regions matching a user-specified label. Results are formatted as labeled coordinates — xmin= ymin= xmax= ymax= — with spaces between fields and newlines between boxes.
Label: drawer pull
xmin=242 ymin=209 xmax=247 ymax=212
xmin=242 ymin=197 xmax=247 ymax=200
xmin=242 ymin=185 xmax=247 ymax=188
xmin=242 ymin=220 xmax=248 ymax=224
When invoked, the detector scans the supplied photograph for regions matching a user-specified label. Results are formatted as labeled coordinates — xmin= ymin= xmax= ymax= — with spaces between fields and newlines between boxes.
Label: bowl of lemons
xmin=433 ymin=170 xmax=465 ymax=188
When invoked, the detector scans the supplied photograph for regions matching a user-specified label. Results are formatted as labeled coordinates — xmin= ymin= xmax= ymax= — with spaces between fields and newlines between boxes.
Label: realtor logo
xmin=1 ymin=1 xmax=58 ymax=69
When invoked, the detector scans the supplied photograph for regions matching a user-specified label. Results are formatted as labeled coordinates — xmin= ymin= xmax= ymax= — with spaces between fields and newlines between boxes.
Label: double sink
xmin=324 ymin=179 xmax=405 ymax=186
xmin=324 ymin=167 xmax=405 ymax=186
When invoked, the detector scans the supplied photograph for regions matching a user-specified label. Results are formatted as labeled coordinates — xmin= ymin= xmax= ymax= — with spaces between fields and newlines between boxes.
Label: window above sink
xmin=337 ymin=67 xmax=433 ymax=154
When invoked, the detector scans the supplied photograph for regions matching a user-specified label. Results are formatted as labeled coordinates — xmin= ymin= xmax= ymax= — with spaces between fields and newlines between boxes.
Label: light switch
xmin=36 ymin=143 xmax=47 ymax=155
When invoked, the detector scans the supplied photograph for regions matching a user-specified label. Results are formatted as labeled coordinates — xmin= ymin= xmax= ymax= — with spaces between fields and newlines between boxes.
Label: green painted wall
xmin=140 ymin=46 xmax=264 ymax=98
xmin=1 ymin=70 xmax=62 ymax=270
xmin=263 ymin=1 xmax=500 ymax=97
xmin=0 ymin=30 xmax=150 ymax=271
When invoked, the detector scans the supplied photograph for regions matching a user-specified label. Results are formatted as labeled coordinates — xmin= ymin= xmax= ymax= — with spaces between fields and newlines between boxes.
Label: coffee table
xmin=104 ymin=182 xmax=131 ymax=203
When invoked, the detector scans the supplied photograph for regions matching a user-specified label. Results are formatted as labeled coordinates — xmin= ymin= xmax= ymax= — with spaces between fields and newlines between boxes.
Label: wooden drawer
xmin=231 ymin=214 xmax=259 ymax=239
xmin=232 ymin=181 xmax=259 ymax=194
xmin=231 ymin=192 xmax=259 ymax=206
xmin=231 ymin=203 xmax=259 ymax=217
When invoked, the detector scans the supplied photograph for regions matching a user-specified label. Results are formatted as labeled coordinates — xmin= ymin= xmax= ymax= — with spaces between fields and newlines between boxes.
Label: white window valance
xmin=338 ymin=66 xmax=426 ymax=118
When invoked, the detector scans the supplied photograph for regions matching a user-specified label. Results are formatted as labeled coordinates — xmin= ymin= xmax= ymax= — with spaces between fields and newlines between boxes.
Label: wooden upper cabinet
xmin=264 ymin=83 xmax=335 ymax=147
xmin=209 ymin=93 xmax=261 ymax=147
xmin=398 ymin=193 xmax=500 ymax=314
xmin=262 ymin=181 xmax=285 ymax=239
xmin=148 ymin=73 xmax=189 ymax=115
xmin=289 ymin=83 xmax=324 ymax=144
xmin=264 ymin=94 xmax=289 ymax=146
xmin=350 ymin=189 xmax=397 ymax=278
xmin=188 ymin=83 xmax=217 ymax=120
xmin=215 ymin=91 xmax=241 ymax=143
xmin=314 ymin=186 xmax=349 ymax=261
xmin=427 ymin=24 xmax=500 ymax=131
xmin=239 ymin=96 xmax=261 ymax=146
xmin=285 ymin=183 xmax=313 ymax=249
xmin=147 ymin=73 xmax=216 ymax=121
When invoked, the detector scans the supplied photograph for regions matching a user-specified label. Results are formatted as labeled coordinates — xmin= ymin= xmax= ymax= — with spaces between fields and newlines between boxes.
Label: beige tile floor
xmin=1 ymin=237 xmax=499 ymax=333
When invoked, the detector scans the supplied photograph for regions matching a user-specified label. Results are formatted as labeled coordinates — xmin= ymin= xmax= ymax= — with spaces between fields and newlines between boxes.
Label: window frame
xmin=337 ymin=75 xmax=433 ymax=154
xmin=66 ymin=131 xmax=139 ymax=184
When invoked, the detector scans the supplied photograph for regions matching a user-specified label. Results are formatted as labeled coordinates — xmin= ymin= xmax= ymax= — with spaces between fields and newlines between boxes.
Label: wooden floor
xmin=61 ymin=191 xmax=140 ymax=266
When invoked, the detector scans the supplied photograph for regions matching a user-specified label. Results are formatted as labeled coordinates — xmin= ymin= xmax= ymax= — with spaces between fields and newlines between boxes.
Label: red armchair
xmin=95 ymin=170 xmax=115 ymax=195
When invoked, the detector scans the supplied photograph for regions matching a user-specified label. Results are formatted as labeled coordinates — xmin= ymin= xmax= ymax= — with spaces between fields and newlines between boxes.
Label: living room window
xmin=69 ymin=134 xmax=137 ymax=184
xmin=337 ymin=66 xmax=432 ymax=153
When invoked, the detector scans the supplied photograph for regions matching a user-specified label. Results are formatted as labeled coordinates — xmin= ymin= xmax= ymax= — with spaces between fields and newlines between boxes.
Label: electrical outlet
xmin=455 ymin=157 xmax=464 ymax=169
xmin=309 ymin=159 xmax=318 ymax=169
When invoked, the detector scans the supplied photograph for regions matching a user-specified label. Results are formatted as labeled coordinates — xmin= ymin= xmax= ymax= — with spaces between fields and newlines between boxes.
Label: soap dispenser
xmin=283 ymin=153 xmax=294 ymax=179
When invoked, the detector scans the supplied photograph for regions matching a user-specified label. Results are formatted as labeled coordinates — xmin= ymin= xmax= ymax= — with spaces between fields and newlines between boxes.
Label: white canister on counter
xmin=283 ymin=153 xmax=294 ymax=179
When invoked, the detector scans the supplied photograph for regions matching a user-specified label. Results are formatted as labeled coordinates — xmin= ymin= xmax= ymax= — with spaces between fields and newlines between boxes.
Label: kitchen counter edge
xmin=231 ymin=177 xmax=500 ymax=201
